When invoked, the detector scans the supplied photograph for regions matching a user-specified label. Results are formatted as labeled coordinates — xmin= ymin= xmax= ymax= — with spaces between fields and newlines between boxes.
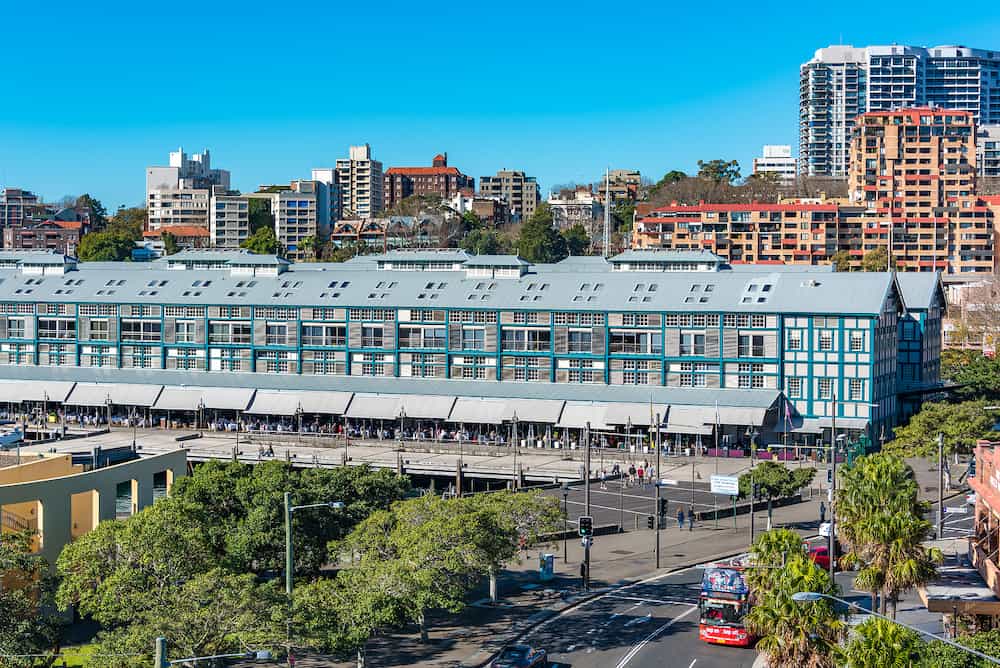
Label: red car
xmin=808 ymin=545 xmax=839 ymax=571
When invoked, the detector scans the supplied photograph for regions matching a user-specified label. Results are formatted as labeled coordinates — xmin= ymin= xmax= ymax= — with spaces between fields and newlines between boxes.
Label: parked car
xmin=490 ymin=644 xmax=548 ymax=667
xmin=967 ymin=492 xmax=978 ymax=506
xmin=808 ymin=545 xmax=840 ymax=572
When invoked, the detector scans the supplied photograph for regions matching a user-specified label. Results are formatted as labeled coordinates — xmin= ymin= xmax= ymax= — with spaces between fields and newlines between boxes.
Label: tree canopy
xmin=241 ymin=225 xmax=281 ymax=255
xmin=461 ymin=229 xmax=511 ymax=255
xmin=941 ymin=351 xmax=1000 ymax=402
xmin=77 ymin=229 xmax=136 ymax=261
xmin=0 ymin=531 xmax=61 ymax=667
xmin=738 ymin=461 xmax=816 ymax=500
xmin=76 ymin=193 xmax=107 ymax=227
xmin=885 ymin=400 xmax=997 ymax=457
xmin=860 ymin=247 xmax=894 ymax=272
xmin=561 ymin=224 xmax=590 ymax=256
xmin=697 ymin=159 xmax=741 ymax=184
xmin=516 ymin=204 xmax=567 ymax=263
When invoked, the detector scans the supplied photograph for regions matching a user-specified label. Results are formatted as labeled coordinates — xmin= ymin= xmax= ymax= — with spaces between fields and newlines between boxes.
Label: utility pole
xmin=603 ymin=168 xmax=611 ymax=257
xmin=155 ymin=637 xmax=168 ymax=668
xmin=749 ymin=433 xmax=756 ymax=546
xmin=653 ymin=412 xmax=661 ymax=569
xmin=284 ymin=491 xmax=294 ymax=666
xmin=829 ymin=393 xmax=838 ymax=581
xmin=938 ymin=432 xmax=945 ymax=540
xmin=584 ymin=420 xmax=591 ymax=591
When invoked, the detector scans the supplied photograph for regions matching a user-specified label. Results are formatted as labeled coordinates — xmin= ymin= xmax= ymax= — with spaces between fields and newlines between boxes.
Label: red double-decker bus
xmin=699 ymin=560 xmax=753 ymax=647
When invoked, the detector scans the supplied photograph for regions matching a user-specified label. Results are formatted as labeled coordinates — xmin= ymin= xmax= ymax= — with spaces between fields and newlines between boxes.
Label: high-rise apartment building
xmin=848 ymin=108 xmax=992 ymax=273
xmin=249 ymin=181 xmax=322 ymax=260
xmin=978 ymin=126 xmax=1000 ymax=177
xmin=383 ymin=154 xmax=474 ymax=210
xmin=800 ymin=45 xmax=1000 ymax=177
xmin=0 ymin=189 xmax=40 ymax=228
xmin=209 ymin=190 xmax=250 ymax=249
xmin=146 ymin=148 xmax=231 ymax=230
xmin=752 ymin=145 xmax=798 ymax=185
xmin=332 ymin=144 xmax=383 ymax=219
xmin=479 ymin=169 xmax=540 ymax=221
xmin=606 ymin=169 xmax=642 ymax=203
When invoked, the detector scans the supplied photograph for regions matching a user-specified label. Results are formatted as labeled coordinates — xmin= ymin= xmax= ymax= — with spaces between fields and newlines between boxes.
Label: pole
xmin=654 ymin=413 xmax=661 ymax=569
xmin=749 ymin=430 xmax=756 ymax=546
xmin=584 ymin=421 xmax=591 ymax=591
xmin=562 ymin=491 xmax=568 ymax=563
xmin=512 ymin=414 xmax=519 ymax=490
xmin=938 ymin=432 xmax=945 ymax=540
xmin=284 ymin=492 xmax=294 ymax=667
xmin=829 ymin=393 xmax=838 ymax=582
xmin=619 ymin=475 xmax=624 ymax=531
xmin=155 ymin=637 xmax=168 ymax=668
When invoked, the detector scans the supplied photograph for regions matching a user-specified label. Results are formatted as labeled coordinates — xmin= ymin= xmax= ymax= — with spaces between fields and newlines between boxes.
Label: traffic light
xmin=579 ymin=515 xmax=594 ymax=537
xmin=647 ymin=515 xmax=655 ymax=530
xmin=658 ymin=497 xmax=668 ymax=517
xmin=753 ymin=482 xmax=761 ymax=499
xmin=827 ymin=469 xmax=833 ymax=484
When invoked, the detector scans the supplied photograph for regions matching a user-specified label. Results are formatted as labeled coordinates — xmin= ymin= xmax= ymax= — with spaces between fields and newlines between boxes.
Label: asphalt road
xmin=544 ymin=479 xmax=742 ymax=532
xmin=940 ymin=497 xmax=975 ymax=540
xmin=525 ymin=566 xmax=757 ymax=668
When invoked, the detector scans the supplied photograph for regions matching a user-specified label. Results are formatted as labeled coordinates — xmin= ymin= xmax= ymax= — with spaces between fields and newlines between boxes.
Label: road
xmin=525 ymin=566 xmax=757 ymax=668
xmin=940 ymin=497 xmax=975 ymax=540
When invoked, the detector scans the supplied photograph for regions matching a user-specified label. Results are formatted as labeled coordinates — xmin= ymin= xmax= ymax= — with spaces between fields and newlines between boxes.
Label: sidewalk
xmin=257 ymin=496 xmax=826 ymax=667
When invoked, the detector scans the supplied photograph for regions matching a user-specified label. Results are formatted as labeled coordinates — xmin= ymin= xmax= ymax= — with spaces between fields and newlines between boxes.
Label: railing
xmin=1 ymin=509 xmax=36 ymax=533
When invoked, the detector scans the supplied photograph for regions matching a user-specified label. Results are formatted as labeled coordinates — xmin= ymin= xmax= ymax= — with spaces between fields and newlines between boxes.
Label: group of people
xmin=598 ymin=460 xmax=658 ymax=490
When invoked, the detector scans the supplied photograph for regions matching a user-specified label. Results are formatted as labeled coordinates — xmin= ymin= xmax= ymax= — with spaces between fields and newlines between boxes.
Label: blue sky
xmin=3 ymin=1 xmax=1000 ymax=209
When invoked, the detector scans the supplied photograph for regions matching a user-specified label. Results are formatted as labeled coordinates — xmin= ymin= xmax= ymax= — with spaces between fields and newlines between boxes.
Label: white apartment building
xmin=249 ymin=181 xmax=320 ymax=260
xmin=479 ymin=169 xmax=540 ymax=221
xmin=209 ymin=190 xmax=250 ymax=249
xmin=752 ymin=145 xmax=797 ymax=185
xmin=800 ymin=44 xmax=1000 ymax=177
xmin=146 ymin=148 xmax=230 ymax=230
xmin=547 ymin=187 xmax=603 ymax=231
xmin=978 ymin=125 xmax=1000 ymax=178
xmin=333 ymin=144 xmax=383 ymax=219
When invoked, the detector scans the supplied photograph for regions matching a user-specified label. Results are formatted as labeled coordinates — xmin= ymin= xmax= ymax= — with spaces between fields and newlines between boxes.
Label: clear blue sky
xmin=4 ymin=1 xmax=1000 ymax=209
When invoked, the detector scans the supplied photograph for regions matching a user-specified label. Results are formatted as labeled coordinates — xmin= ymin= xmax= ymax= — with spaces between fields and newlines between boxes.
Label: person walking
xmin=677 ymin=507 xmax=685 ymax=529
xmin=819 ymin=500 xmax=827 ymax=525
xmin=637 ymin=464 xmax=645 ymax=487
xmin=600 ymin=469 xmax=608 ymax=490
xmin=688 ymin=505 xmax=695 ymax=531
xmin=628 ymin=463 xmax=636 ymax=487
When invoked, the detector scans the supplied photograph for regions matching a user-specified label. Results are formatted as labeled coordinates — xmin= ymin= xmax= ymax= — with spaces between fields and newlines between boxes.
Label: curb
xmin=465 ymin=547 xmax=752 ymax=668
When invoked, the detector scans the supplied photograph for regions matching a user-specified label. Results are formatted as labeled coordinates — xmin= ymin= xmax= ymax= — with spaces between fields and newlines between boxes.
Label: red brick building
xmin=383 ymin=154 xmax=474 ymax=210
xmin=3 ymin=221 xmax=84 ymax=255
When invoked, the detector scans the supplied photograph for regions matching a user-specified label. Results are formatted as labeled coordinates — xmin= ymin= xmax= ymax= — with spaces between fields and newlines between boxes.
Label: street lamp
xmin=561 ymin=483 xmax=570 ymax=563
xmin=511 ymin=410 xmax=519 ymax=490
xmin=283 ymin=493 xmax=344 ymax=664
xmin=295 ymin=402 xmax=303 ymax=445
xmin=791 ymin=592 xmax=1000 ymax=666
xmin=197 ymin=398 xmax=205 ymax=437
xmin=130 ymin=407 xmax=137 ymax=450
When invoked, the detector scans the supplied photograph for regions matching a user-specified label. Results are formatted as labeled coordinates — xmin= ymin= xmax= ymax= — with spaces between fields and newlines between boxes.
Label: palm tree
xmin=851 ymin=513 xmax=943 ymax=617
xmin=746 ymin=528 xmax=808 ymax=592
xmin=843 ymin=617 xmax=925 ymax=668
xmin=745 ymin=552 xmax=847 ymax=668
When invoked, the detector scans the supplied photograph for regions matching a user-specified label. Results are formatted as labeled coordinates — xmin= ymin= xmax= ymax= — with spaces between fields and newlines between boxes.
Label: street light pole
xmin=562 ymin=484 xmax=570 ymax=563
xmin=512 ymin=411 xmax=519 ymax=490
xmin=829 ymin=392 xmax=838 ymax=582
xmin=938 ymin=432 xmax=945 ymax=540
xmin=584 ymin=420 xmax=591 ymax=591
xmin=792 ymin=592 xmax=1000 ymax=666
xmin=653 ymin=412 xmax=661 ymax=569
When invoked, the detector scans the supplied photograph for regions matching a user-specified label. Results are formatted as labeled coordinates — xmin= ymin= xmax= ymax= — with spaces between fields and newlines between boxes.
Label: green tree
xmin=860 ymin=246 xmax=894 ymax=272
xmin=738 ymin=461 xmax=815 ymax=525
xmin=0 ymin=532 xmax=61 ymax=667
xmin=942 ymin=352 xmax=1000 ymax=401
xmin=844 ymin=617 xmax=925 ymax=668
xmin=697 ymin=159 xmax=741 ymax=184
xmin=76 ymin=193 xmax=107 ymax=228
xmin=106 ymin=207 xmax=146 ymax=239
xmin=920 ymin=629 xmax=1000 ymax=667
xmin=76 ymin=230 xmax=136 ymax=261
xmin=885 ymin=400 xmax=997 ymax=457
xmin=241 ymin=225 xmax=280 ymax=255
xmin=461 ymin=229 xmax=509 ymax=255
xmin=169 ymin=460 xmax=410 ymax=576
xmin=652 ymin=170 xmax=687 ymax=190
xmin=517 ymin=203 xmax=567 ymax=263
xmin=612 ymin=201 xmax=636 ymax=232
xmin=299 ymin=235 xmax=318 ymax=260
xmin=161 ymin=230 xmax=179 ymax=256
xmin=830 ymin=250 xmax=854 ymax=272
xmin=837 ymin=453 xmax=926 ymax=554
xmin=561 ymin=224 xmax=590 ymax=256
xmin=248 ymin=197 xmax=274 ymax=233
xmin=744 ymin=529 xmax=846 ymax=668
xmin=461 ymin=210 xmax=483 ymax=231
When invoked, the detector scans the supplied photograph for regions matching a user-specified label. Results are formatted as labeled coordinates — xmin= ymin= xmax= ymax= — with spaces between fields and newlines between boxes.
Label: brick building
xmin=3 ymin=221 xmax=83 ymax=255
xmin=383 ymin=154 xmax=473 ymax=210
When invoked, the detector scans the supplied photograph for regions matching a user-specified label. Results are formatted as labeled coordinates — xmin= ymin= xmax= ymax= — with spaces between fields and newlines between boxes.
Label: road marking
xmin=623 ymin=613 xmax=652 ymax=627
xmin=688 ymin=660 xmax=697 ymax=668
xmin=607 ymin=594 xmax=698 ymax=606
xmin=613 ymin=605 xmax=698 ymax=668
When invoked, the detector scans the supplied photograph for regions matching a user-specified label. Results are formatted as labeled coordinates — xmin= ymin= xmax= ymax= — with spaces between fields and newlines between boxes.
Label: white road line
xmin=613 ymin=605 xmax=698 ymax=668
xmin=606 ymin=594 xmax=698 ymax=606
xmin=688 ymin=660 xmax=698 ymax=668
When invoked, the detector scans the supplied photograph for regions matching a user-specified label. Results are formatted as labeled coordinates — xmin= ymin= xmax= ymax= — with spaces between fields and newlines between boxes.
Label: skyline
xmin=3 ymin=1 xmax=1000 ymax=208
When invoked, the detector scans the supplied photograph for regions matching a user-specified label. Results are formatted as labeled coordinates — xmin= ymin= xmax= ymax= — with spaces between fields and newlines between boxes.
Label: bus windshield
xmin=700 ymin=599 xmax=745 ymax=626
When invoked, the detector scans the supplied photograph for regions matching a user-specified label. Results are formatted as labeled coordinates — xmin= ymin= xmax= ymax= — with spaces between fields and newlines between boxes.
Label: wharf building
xmin=0 ymin=249 xmax=942 ymax=450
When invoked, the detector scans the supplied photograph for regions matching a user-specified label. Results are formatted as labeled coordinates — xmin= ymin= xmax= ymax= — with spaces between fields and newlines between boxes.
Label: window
xmin=568 ymin=330 xmax=592 ymax=353
xmin=819 ymin=332 xmax=833 ymax=351
xmin=818 ymin=378 xmax=833 ymax=399
xmin=265 ymin=323 xmax=288 ymax=346
xmin=461 ymin=328 xmax=485 ymax=350
xmin=361 ymin=326 xmax=383 ymax=348
xmin=787 ymin=331 xmax=802 ymax=350
xmin=90 ymin=319 xmax=110 ymax=341
xmin=738 ymin=334 xmax=765 ymax=357
xmin=610 ymin=331 xmax=650 ymax=354
xmin=209 ymin=322 xmax=251 ymax=345
xmin=849 ymin=331 xmax=864 ymax=352
xmin=6 ymin=317 xmax=25 ymax=339
xmin=38 ymin=318 xmax=76 ymax=340
xmin=849 ymin=379 xmax=863 ymax=401
xmin=787 ymin=377 xmax=802 ymax=398
xmin=501 ymin=329 xmax=550 ymax=352
xmin=175 ymin=321 xmax=196 ymax=344
xmin=680 ymin=333 xmax=705 ymax=356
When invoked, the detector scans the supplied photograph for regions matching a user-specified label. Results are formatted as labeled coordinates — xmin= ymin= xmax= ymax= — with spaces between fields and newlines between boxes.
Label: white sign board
xmin=945 ymin=506 xmax=969 ymax=515
xmin=819 ymin=521 xmax=835 ymax=537
xmin=659 ymin=478 xmax=679 ymax=486
xmin=710 ymin=475 xmax=740 ymax=496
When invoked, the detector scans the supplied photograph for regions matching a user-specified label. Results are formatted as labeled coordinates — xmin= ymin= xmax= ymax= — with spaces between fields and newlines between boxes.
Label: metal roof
xmin=609 ymin=249 xmax=724 ymax=263
xmin=464 ymin=255 xmax=531 ymax=267
xmin=0 ymin=257 xmax=900 ymax=315
xmin=896 ymin=271 xmax=943 ymax=311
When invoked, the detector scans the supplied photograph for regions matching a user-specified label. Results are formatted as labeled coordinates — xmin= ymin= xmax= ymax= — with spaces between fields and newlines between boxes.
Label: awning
xmin=66 ymin=383 xmax=163 ymax=407
xmin=398 ymin=395 xmax=456 ymax=420
xmin=448 ymin=398 xmax=507 ymax=425
xmin=557 ymin=403 xmax=609 ymax=430
xmin=345 ymin=394 xmax=402 ymax=420
xmin=0 ymin=380 xmax=76 ymax=403
xmin=812 ymin=417 xmax=870 ymax=430
xmin=774 ymin=417 xmax=824 ymax=434
xmin=153 ymin=386 xmax=255 ymax=411
xmin=717 ymin=406 xmax=769 ymax=426
xmin=602 ymin=402 xmax=670 ymax=426
xmin=502 ymin=399 xmax=565 ymax=424
xmin=245 ymin=390 xmax=354 ymax=416
xmin=665 ymin=405 xmax=715 ymax=434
